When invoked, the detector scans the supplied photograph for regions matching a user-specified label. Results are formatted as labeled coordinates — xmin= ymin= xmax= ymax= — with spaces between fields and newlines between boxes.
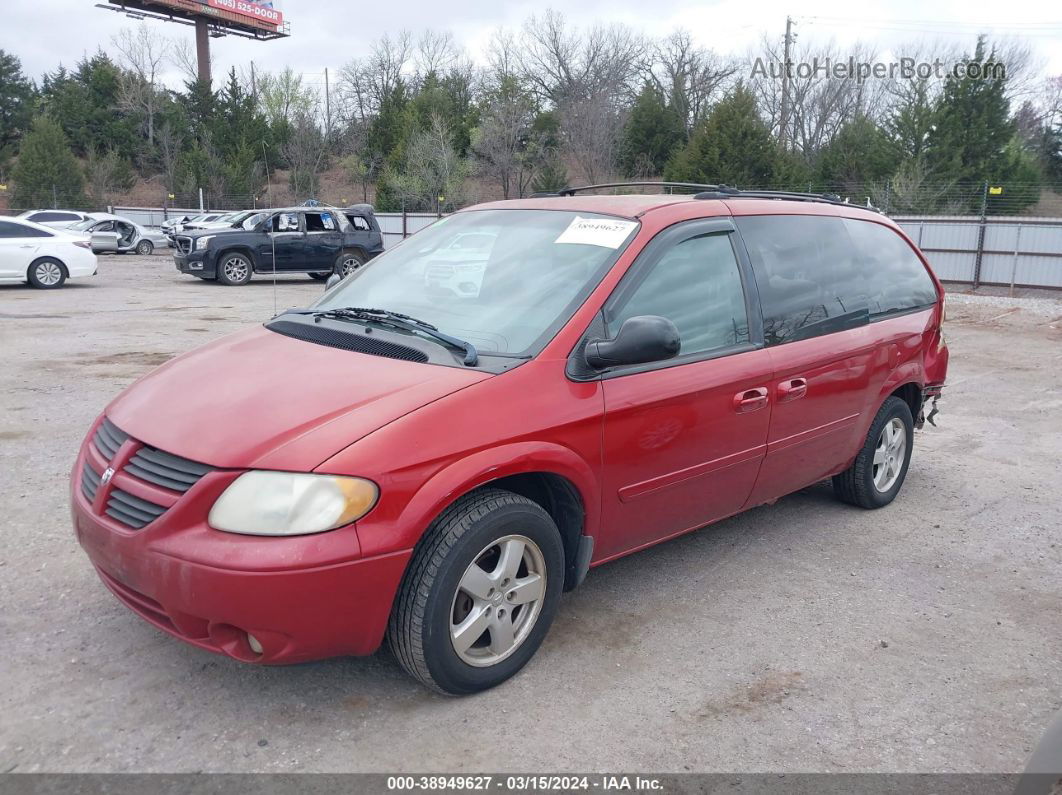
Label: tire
xmin=27 ymin=258 xmax=67 ymax=289
xmin=309 ymin=272 xmax=330 ymax=281
xmin=335 ymin=251 xmax=366 ymax=278
xmin=388 ymin=488 xmax=565 ymax=695
xmin=136 ymin=240 xmax=154 ymax=255
xmin=217 ymin=252 xmax=253 ymax=286
xmin=832 ymin=396 xmax=914 ymax=509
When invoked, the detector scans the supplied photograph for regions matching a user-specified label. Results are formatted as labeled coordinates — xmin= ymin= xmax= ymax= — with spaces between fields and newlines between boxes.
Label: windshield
xmin=243 ymin=212 xmax=268 ymax=230
xmin=314 ymin=209 xmax=638 ymax=357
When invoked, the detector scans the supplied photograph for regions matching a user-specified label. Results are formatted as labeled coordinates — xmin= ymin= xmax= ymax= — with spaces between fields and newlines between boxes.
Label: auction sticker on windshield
xmin=555 ymin=216 xmax=638 ymax=249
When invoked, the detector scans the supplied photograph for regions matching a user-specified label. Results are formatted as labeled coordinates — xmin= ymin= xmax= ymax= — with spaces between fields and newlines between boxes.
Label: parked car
xmin=69 ymin=215 xmax=168 ymax=255
xmin=191 ymin=210 xmax=259 ymax=232
xmin=172 ymin=206 xmax=383 ymax=285
xmin=181 ymin=212 xmax=236 ymax=232
xmin=71 ymin=185 xmax=949 ymax=693
xmin=162 ymin=213 xmax=225 ymax=246
xmin=15 ymin=209 xmax=99 ymax=229
xmin=0 ymin=216 xmax=97 ymax=288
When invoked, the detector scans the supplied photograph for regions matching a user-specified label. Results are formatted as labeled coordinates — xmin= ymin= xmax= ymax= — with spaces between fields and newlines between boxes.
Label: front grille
xmin=105 ymin=488 xmax=168 ymax=529
xmin=81 ymin=463 xmax=101 ymax=502
xmin=84 ymin=417 xmax=214 ymax=530
xmin=125 ymin=446 xmax=212 ymax=492
xmin=175 ymin=236 xmax=193 ymax=254
xmin=266 ymin=319 xmax=430 ymax=363
xmin=93 ymin=417 xmax=128 ymax=460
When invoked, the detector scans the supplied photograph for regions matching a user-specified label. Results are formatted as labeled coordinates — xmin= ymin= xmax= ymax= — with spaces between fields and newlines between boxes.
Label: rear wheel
xmin=217 ymin=252 xmax=252 ymax=286
xmin=388 ymin=489 xmax=565 ymax=695
xmin=833 ymin=396 xmax=914 ymax=509
xmin=335 ymin=251 xmax=366 ymax=278
xmin=27 ymin=258 xmax=67 ymax=289
xmin=136 ymin=239 xmax=154 ymax=255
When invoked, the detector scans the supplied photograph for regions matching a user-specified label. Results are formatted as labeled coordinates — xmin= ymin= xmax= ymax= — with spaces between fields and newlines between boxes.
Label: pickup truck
xmin=172 ymin=206 xmax=384 ymax=285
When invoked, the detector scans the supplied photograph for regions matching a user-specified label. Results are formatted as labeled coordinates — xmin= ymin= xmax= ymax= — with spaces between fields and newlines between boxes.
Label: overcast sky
xmin=6 ymin=0 xmax=1060 ymax=90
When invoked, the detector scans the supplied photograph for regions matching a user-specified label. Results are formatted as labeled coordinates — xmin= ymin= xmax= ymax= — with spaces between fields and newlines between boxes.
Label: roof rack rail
xmin=557 ymin=181 xmax=736 ymax=196
xmin=549 ymin=181 xmax=880 ymax=213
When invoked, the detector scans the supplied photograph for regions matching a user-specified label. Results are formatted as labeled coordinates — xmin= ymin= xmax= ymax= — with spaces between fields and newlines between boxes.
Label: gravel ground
xmin=1 ymin=254 xmax=1060 ymax=773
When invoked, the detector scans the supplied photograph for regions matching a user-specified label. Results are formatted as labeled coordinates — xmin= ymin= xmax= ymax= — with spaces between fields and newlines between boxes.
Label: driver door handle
xmin=733 ymin=387 xmax=769 ymax=413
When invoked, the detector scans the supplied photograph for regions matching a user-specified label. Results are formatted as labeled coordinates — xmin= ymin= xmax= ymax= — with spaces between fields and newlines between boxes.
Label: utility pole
xmin=324 ymin=67 xmax=331 ymax=135
xmin=779 ymin=16 xmax=795 ymax=150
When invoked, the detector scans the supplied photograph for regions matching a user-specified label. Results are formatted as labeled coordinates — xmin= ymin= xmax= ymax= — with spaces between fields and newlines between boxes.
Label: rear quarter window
xmin=841 ymin=219 xmax=938 ymax=316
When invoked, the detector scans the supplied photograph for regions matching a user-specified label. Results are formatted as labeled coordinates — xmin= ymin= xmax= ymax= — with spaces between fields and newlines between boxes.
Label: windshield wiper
xmin=285 ymin=306 xmax=478 ymax=366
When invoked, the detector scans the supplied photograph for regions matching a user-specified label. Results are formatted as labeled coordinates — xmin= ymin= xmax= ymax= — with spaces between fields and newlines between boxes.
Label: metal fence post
xmin=1009 ymin=224 xmax=1023 ymax=297
xmin=402 ymin=210 xmax=407 ymax=239
xmin=972 ymin=180 xmax=988 ymax=288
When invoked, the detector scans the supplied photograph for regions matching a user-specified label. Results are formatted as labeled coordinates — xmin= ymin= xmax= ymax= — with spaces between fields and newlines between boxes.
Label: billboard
xmin=203 ymin=0 xmax=283 ymax=27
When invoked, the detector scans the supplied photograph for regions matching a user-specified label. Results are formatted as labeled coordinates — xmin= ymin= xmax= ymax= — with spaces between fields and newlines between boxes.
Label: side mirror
xmin=585 ymin=315 xmax=681 ymax=369
xmin=325 ymin=273 xmax=341 ymax=290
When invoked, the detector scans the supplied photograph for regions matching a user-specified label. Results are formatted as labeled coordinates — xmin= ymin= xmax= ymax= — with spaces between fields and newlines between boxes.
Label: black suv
xmin=173 ymin=206 xmax=384 ymax=285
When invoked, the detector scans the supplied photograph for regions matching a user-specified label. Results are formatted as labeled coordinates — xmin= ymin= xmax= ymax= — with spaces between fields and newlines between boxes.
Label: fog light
xmin=247 ymin=633 xmax=263 ymax=654
xmin=189 ymin=262 xmax=203 ymax=270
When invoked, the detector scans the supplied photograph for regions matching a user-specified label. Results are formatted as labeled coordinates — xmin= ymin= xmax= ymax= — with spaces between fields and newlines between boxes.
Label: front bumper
xmin=174 ymin=249 xmax=213 ymax=276
xmin=71 ymin=436 xmax=411 ymax=664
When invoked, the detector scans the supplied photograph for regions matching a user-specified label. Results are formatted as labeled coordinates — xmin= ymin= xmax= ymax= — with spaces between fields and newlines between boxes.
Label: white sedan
xmin=0 ymin=216 xmax=98 ymax=289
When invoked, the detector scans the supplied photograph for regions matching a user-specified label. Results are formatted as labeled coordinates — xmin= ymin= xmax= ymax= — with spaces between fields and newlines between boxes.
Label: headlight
xmin=195 ymin=235 xmax=214 ymax=251
xmin=208 ymin=471 xmax=378 ymax=536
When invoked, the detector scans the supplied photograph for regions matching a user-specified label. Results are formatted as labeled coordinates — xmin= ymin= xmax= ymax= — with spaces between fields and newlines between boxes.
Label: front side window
xmin=842 ymin=219 xmax=938 ymax=316
xmin=606 ymin=232 xmax=750 ymax=356
xmin=316 ymin=210 xmax=638 ymax=356
xmin=737 ymin=215 xmax=868 ymax=346
xmin=271 ymin=213 xmax=300 ymax=232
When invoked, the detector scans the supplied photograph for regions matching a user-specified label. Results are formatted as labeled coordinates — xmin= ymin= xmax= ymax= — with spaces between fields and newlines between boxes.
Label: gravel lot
xmin=1 ymin=254 xmax=1060 ymax=773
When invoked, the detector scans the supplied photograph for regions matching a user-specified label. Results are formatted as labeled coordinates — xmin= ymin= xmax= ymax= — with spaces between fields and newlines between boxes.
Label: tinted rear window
xmin=842 ymin=219 xmax=938 ymax=315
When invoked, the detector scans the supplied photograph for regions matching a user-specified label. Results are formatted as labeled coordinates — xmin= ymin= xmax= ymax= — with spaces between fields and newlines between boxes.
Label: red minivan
xmin=71 ymin=185 xmax=949 ymax=694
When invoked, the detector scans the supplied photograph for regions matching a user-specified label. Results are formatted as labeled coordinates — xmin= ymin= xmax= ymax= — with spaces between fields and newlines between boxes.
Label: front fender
xmin=353 ymin=441 xmax=601 ymax=559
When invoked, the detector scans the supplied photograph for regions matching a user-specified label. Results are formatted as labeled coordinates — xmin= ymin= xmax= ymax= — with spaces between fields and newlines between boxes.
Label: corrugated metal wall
xmin=894 ymin=216 xmax=1062 ymax=289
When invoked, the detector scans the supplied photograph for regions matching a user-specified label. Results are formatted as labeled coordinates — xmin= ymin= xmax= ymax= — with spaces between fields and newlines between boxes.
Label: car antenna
xmin=262 ymin=140 xmax=277 ymax=316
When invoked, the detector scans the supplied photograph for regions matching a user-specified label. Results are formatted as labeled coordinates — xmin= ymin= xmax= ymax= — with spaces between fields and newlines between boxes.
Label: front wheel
xmin=136 ymin=240 xmax=154 ymax=255
xmin=388 ymin=489 xmax=565 ymax=695
xmin=27 ymin=258 xmax=67 ymax=289
xmin=832 ymin=396 xmax=914 ymax=509
xmin=217 ymin=252 xmax=253 ymax=286
xmin=335 ymin=251 xmax=366 ymax=278
xmin=309 ymin=272 xmax=330 ymax=281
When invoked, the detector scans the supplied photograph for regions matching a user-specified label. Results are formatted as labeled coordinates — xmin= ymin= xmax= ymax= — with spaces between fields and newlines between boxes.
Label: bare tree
xmin=257 ymin=67 xmax=318 ymax=128
xmin=472 ymin=83 xmax=544 ymax=198
xmin=415 ymin=30 xmax=460 ymax=79
xmin=282 ymin=112 xmax=328 ymax=200
xmin=84 ymin=146 xmax=132 ymax=206
xmin=485 ymin=28 xmax=521 ymax=92
xmin=156 ymin=121 xmax=182 ymax=194
xmin=518 ymin=11 xmax=644 ymax=182
xmin=171 ymin=37 xmax=210 ymax=84
xmin=339 ymin=31 xmax=413 ymax=122
xmin=392 ymin=113 xmax=469 ymax=212
xmin=112 ymin=25 xmax=171 ymax=146
xmin=645 ymin=30 xmax=738 ymax=132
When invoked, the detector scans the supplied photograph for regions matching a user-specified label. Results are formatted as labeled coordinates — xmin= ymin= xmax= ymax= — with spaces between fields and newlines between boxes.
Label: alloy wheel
xmin=872 ymin=417 xmax=907 ymax=492
xmin=449 ymin=535 xmax=547 ymax=667
xmin=35 ymin=261 xmax=63 ymax=286
xmin=222 ymin=257 xmax=248 ymax=282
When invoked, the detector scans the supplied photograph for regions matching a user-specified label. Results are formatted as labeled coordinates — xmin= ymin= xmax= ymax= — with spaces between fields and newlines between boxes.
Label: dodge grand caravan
xmin=71 ymin=184 xmax=949 ymax=694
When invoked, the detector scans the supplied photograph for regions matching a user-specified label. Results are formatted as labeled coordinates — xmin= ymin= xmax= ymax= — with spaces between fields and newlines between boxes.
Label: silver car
xmin=70 ymin=216 xmax=169 ymax=255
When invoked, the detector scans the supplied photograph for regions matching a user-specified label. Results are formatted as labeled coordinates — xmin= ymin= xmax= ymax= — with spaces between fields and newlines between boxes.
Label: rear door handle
xmin=733 ymin=387 xmax=769 ymax=413
xmin=778 ymin=377 xmax=808 ymax=402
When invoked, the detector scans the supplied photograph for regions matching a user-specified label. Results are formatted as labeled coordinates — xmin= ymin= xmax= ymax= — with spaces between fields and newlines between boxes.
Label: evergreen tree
xmin=0 ymin=50 xmax=36 ymax=170
xmin=665 ymin=85 xmax=778 ymax=187
xmin=618 ymin=83 xmax=685 ymax=178
xmin=925 ymin=37 xmax=1013 ymax=188
xmin=41 ymin=53 xmax=138 ymax=160
xmin=816 ymin=115 xmax=900 ymax=192
xmin=11 ymin=116 xmax=87 ymax=208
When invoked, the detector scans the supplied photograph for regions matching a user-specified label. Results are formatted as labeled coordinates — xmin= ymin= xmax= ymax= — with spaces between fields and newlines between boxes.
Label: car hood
xmin=106 ymin=325 xmax=489 ymax=471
